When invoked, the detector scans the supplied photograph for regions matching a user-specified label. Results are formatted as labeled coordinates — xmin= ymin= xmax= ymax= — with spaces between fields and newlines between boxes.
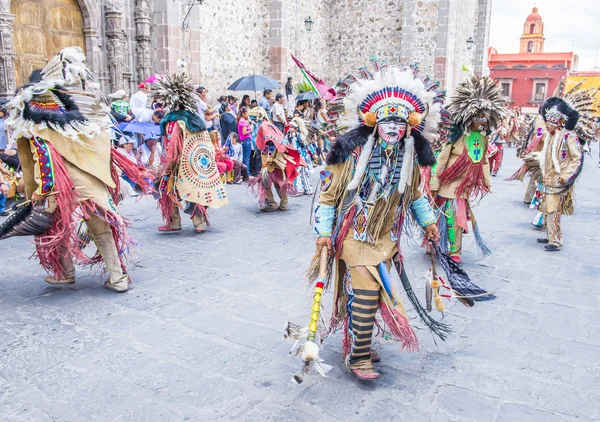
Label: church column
xmin=0 ymin=0 xmax=15 ymax=99
xmin=105 ymin=5 xmax=131 ymax=92
xmin=135 ymin=0 xmax=153 ymax=83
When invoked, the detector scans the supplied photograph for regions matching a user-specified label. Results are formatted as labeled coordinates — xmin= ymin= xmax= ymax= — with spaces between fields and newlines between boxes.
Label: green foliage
xmin=295 ymin=81 xmax=313 ymax=94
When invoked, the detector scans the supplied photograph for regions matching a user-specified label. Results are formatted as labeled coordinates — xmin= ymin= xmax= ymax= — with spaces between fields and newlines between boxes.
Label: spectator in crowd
xmin=109 ymin=90 xmax=133 ymax=122
xmin=248 ymin=108 xmax=268 ymax=177
xmin=210 ymin=130 xmax=234 ymax=183
xmin=272 ymin=93 xmax=287 ymax=133
xmin=118 ymin=136 xmax=138 ymax=163
xmin=137 ymin=135 xmax=163 ymax=176
xmin=196 ymin=86 xmax=218 ymax=132
xmin=237 ymin=106 xmax=253 ymax=171
xmin=226 ymin=133 xmax=249 ymax=183
xmin=312 ymin=99 xmax=329 ymax=130
xmin=0 ymin=101 xmax=7 ymax=152
xmin=213 ymin=95 xmax=227 ymax=134
xmin=130 ymin=83 xmax=148 ymax=113
xmin=241 ymin=95 xmax=251 ymax=109
xmin=151 ymin=110 xmax=165 ymax=125
xmin=250 ymin=99 xmax=258 ymax=109
xmin=228 ymin=96 xmax=239 ymax=115
xmin=285 ymin=76 xmax=294 ymax=118
xmin=259 ymin=89 xmax=272 ymax=116
xmin=294 ymin=99 xmax=308 ymax=118
xmin=220 ymin=102 xmax=237 ymax=144
xmin=0 ymin=172 xmax=9 ymax=216
xmin=117 ymin=136 xmax=139 ymax=196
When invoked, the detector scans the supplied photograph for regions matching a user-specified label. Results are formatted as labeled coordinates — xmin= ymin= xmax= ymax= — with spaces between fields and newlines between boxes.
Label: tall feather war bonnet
xmin=447 ymin=76 xmax=508 ymax=131
xmin=328 ymin=63 xmax=444 ymax=167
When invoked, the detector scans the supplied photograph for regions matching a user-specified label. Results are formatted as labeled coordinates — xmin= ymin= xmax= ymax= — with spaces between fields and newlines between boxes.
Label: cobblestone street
xmin=0 ymin=149 xmax=598 ymax=422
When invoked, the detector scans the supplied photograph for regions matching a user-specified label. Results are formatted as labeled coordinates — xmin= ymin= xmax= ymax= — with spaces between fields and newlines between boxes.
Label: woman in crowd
xmin=220 ymin=102 xmax=237 ymax=144
xmin=241 ymin=95 xmax=251 ymax=109
xmin=237 ymin=106 xmax=252 ymax=171
xmin=312 ymin=99 xmax=329 ymax=131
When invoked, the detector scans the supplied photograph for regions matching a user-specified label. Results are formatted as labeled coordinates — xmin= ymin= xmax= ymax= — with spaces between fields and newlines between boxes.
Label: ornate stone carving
xmin=105 ymin=8 xmax=127 ymax=92
xmin=0 ymin=3 xmax=16 ymax=98
xmin=135 ymin=0 xmax=153 ymax=82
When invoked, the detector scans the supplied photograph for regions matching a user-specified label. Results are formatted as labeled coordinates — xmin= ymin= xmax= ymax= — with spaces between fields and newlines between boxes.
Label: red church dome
xmin=526 ymin=7 xmax=542 ymax=22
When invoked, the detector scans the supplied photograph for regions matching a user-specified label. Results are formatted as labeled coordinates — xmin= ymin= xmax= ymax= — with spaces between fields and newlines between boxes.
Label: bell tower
xmin=520 ymin=7 xmax=545 ymax=53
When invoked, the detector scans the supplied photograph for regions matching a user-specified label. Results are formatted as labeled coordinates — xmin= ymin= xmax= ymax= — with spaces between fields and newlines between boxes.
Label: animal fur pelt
xmin=160 ymin=109 xmax=206 ymax=135
xmin=326 ymin=125 xmax=435 ymax=167
xmin=541 ymin=97 xmax=579 ymax=131
xmin=448 ymin=76 xmax=508 ymax=130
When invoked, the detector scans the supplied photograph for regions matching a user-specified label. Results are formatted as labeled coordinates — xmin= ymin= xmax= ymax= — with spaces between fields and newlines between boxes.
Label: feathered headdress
xmin=337 ymin=62 xmax=443 ymax=141
xmin=448 ymin=76 xmax=508 ymax=130
xmin=327 ymin=60 xmax=444 ymax=167
xmin=6 ymin=46 xmax=111 ymax=142
xmin=151 ymin=67 xmax=199 ymax=114
xmin=550 ymin=79 xmax=597 ymax=143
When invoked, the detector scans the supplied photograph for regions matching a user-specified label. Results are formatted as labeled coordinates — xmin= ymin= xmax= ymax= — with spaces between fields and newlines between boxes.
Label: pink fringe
xmin=420 ymin=166 xmax=432 ymax=197
xmin=246 ymin=170 xmax=295 ymax=208
xmin=438 ymin=148 xmax=489 ymax=199
xmin=165 ymin=122 xmax=183 ymax=166
xmin=34 ymin=143 xmax=78 ymax=279
xmin=110 ymin=147 xmax=154 ymax=195
xmin=108 ymin=158 xmax=121 ymax=204
xmin=335 ymin=205 xmax=356 ymax=258
xmin=378 ymin=300 xmax=419 ymax=352
xmin=246 ymin=175 xmax=267 ymax=206
xmin=506 ymin=164 xmax=528 ymax=182
xmin=157 ymin=186 xmax=175 ymax=224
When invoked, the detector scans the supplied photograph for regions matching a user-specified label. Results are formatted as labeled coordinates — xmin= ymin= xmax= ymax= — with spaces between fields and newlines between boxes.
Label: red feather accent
xmin=378 ymin=300 xmax=419 ymax=352
xmin=438 ymin=148 xmax=489 ymax=199
xmin=165 ymin=121 xmax=184 ymax=166
xmin=110 ymin=148 xmax=154 ymax=195
xmin=335 ymin=205 xmax=356 ymax=258
xmin=34 ymin=142 xmax=78 ymax=279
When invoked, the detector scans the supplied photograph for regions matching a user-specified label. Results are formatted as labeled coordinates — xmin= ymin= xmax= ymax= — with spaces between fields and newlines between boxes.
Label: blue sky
xmin=489 ymin=0 xmax=600 ymax=70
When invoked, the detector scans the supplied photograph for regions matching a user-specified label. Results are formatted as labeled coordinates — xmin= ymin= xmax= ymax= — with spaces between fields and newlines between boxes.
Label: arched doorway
xmin=11 ymin=0 xmax=86 ymax=86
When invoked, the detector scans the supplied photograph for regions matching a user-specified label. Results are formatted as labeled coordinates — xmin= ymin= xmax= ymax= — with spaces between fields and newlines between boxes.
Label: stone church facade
xmin=0 ymin=0 xmax=491 ymax=100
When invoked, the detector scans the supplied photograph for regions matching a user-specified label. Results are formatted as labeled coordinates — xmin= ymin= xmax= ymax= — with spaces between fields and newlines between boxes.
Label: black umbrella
xmin=228 ymin=75 xmax=281 ymax=100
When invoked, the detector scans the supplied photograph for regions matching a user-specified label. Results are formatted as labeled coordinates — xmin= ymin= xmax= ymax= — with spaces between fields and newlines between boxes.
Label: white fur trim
xmin=398 ymin=136 xmax=415 ymax=194
xmin=347 ymin=134 xmax=375 ymax=190
xmin=302 ymin=340 xmax=319 ymax=361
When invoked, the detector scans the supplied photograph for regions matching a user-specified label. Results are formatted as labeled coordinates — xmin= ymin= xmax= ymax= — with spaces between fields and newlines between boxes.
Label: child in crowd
xmin=210 ymin=131 xmax=235 ymax=184
xmin=227 ymin=133 xmax=249 ymax=184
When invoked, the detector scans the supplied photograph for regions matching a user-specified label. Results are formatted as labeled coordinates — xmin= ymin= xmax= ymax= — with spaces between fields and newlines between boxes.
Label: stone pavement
xmin=0 ymin=149 xmax=598 ymax=422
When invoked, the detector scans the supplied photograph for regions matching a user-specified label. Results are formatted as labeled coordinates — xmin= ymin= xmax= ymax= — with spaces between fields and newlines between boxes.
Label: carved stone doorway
xmin=11 ymin=0 xmax=85 ymax=86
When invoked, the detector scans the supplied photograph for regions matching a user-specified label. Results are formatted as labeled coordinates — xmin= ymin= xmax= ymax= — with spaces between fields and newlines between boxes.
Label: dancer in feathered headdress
xmin=431 ymin=76 xmax=508 ymax=263
xmin=3 ymin=46 xmax=153 ymax=293
xmin=302 ymin=63 xmax=451 ymax=381
xmin=531 ymin=80 xmax=595 ymax=251
xmin=152 ymin=61 xmax=228 ymax=233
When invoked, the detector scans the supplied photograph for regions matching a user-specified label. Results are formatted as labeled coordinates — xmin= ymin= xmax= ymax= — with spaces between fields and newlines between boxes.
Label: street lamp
xmin=466 ymin=37 xmax=475 ymax=51
xmin=304 ymin=16 xmax=314 ymax=32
